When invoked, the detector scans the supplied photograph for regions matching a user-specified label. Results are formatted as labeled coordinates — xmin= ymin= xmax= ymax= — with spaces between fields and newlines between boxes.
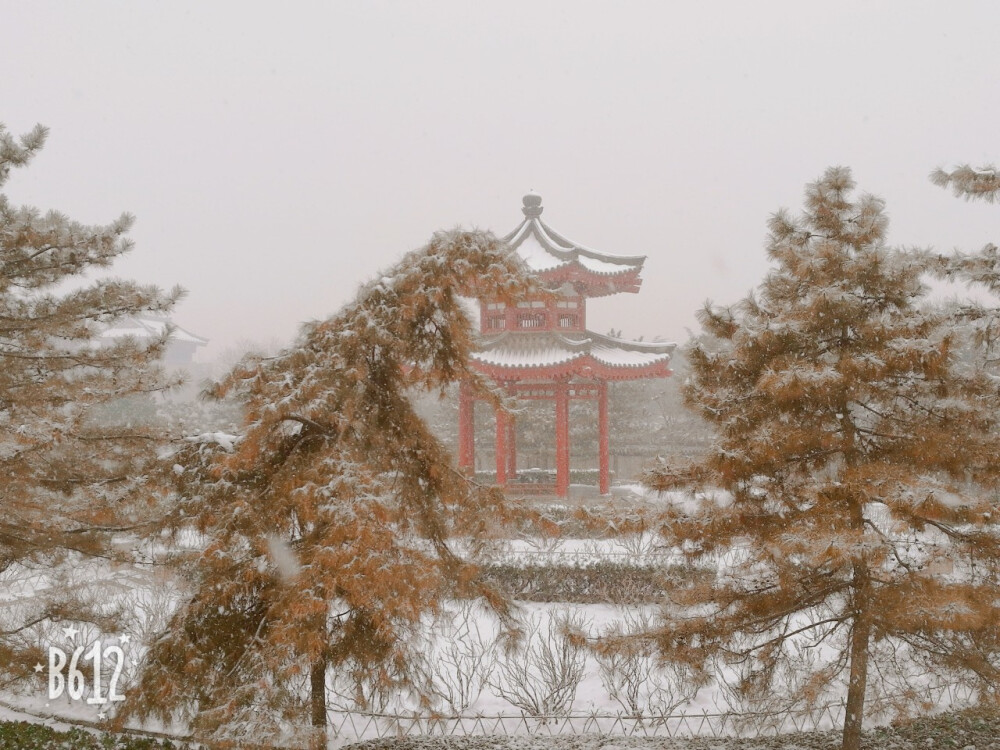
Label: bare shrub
xmin=617 ymin=531 xmax=657 ymax=557
xmin=710 ymin=632 xmax=842 ymax=734
xmin=595 ymin=610 xmax=702 ymax=720
xmin=327 ymin=663 xmax=399 ymax=714
xmin=418 ymin=602 xmax=498 ymax=713
xmin=490 ymin=609 xmax=587 ymax=718
xmin=616 ymin=515 xmax=667 ymax=558
xmin=134 ymin=586 xmax=179 ymax=640
xmin=519 ymin=531 xmax=563 ymax=554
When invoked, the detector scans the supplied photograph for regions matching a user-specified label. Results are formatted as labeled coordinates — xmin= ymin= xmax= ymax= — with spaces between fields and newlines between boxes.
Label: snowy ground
xmin=0 ymin=517 xmax=982 ymax=749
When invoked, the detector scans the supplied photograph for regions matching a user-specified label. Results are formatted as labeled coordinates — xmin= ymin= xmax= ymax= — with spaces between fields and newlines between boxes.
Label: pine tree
xmin=644 ymin=168 xmax=1000 ymax=750
xmin=0 ymin=124 xmax=180 ymax=676
xmin=126 ymin=230 xmax=532 ymax=747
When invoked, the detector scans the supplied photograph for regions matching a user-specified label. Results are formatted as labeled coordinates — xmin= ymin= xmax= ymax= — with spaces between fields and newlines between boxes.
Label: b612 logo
xmin=48 ymin=640 xmax=126 ymax=704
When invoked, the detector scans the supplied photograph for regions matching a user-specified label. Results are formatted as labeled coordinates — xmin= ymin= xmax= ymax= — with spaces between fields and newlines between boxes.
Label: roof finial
xmin=522 ymin=191 xmax=543 ymax=218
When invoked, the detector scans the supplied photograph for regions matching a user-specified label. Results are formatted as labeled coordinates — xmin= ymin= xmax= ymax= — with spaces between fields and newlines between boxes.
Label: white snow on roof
xmin=512 ymin=225 xmax=641 ymax=276
xmin=472 ymin=332 xmax=672 ymax=370
xmin=590 ymin=344 xmax=671 ymax=367
xmin=472 ymin=339 xmax=581 ymax=369
xmin=503 ymin=205 xmax=646 ymax=279
xmin=577 ymin=254 xmax=634 ymax=275
xmin=516 ymin=232 xmax=564 ymax=272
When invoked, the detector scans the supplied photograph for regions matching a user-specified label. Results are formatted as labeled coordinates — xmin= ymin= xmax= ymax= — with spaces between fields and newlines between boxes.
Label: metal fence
xmin=325 ymin=705 xmax=846 ymax=746
xmin=325 ymin=681 xmax=979 ymax=747
xmin=1 ymin=680 xmax=979 ymax=748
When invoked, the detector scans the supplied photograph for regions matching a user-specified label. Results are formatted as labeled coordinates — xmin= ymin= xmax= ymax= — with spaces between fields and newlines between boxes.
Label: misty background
xmin=3 ymin=1 xmax=998 ymax=363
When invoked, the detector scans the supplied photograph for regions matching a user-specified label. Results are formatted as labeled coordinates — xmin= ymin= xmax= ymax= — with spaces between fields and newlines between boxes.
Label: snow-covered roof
xmin=503 ymin=194 xmax=646 ymax=292
xmin=99 ymin=315 xmax=209 ymax=346
xmin=472 ymin=330 xmax=674 ymax=380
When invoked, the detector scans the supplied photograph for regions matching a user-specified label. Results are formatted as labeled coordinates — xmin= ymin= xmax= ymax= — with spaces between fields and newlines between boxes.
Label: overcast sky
xmin=3 ymin=1 xmax=999 ymax=361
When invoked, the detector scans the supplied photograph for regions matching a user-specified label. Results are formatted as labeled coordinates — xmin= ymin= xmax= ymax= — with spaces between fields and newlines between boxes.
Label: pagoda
xmin=458 ymin=193 xmax=674 ymax=497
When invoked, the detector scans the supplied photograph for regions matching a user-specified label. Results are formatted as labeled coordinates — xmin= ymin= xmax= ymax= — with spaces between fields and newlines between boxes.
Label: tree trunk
xmin=842 ymin=565 xmax=871 ymax=750
xmin=309 ymin=656 xmax=328 ymax=748
xmin=839 ymin=406 xmax=870 ymax=750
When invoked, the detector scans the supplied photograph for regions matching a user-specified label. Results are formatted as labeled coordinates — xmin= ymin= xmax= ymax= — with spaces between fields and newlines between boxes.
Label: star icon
xmin=119 ymin=633 xmax=131 ymax=645
xmin=97 ymin=711 xmax=107 ymax=720
xmin=62 ymin=625 xmax=79 ymax=642
xmin=34 ymin=663 xmax=44 ymax=673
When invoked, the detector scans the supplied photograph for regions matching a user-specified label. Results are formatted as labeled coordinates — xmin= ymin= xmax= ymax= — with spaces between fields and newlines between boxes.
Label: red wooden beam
xmin=507 ymin=416 xmax=517 ymax=480
xmin=495 ymin=405 xmax=509 ymax=487
xmin=555 ymin=382 xmax=570 ymax=498
xmin=598 ymin=379 xmax=610 ymax=495
xmin=458 ymin=380 xmax=475 ymax=472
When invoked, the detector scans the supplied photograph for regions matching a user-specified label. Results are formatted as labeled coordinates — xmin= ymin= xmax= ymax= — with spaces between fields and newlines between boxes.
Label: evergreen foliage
xmin=931 ymin=164 xmax=1000 ymax=204
xmin=930 ymin=162 xmax=1000 ymax=372
xmin=643 ymin=168 xmax=1000 ymax=750
xmin=0 ymin=123 xmax=179 ymax=677
xmin=126 ymin=230 xmax=533 ymax=747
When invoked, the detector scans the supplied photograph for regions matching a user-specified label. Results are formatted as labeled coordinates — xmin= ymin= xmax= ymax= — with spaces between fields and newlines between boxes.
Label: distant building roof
xmin=99 ymin=315 xmax=208 ymax=346
xmin=99 ymin=315 xmax=208 ymax=365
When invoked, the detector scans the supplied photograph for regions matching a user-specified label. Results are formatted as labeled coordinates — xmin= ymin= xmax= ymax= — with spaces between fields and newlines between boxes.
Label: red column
xmin=495 ymin=405 xmax=509 ymax=487
xmin=555 ymin=382 xmax=570 ymax=498
xmin=598 ymin=380 xmax=610 ymax=495
xmin=458 ymin=381 xmax=475 ymax=473
xmin=507 ymin=417 xmax=517 ymax=480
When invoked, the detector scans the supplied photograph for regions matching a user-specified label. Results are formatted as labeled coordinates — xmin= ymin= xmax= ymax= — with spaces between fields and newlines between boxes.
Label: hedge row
xmin=504 ymin=503 xmax=667 ymax=540
xmin=479 ymin=561 xmax=709 ymax=604
xmin=0 ymin=720 xmax=196 ymax=750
